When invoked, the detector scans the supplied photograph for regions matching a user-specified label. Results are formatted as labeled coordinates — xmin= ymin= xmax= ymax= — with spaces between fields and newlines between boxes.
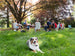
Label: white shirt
xmin=13 ymin=22 xmax=17 ymax=28
xmin=35 ymin=22 xmax=41 ymax=29
xmin=57 ymin=24 xmax=59 ymax=29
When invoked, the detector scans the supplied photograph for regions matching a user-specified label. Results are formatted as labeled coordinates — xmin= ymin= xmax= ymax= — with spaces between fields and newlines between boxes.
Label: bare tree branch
xmin=22 ymin=0 xmax=27 ymax=18
xmin=23 ymin=13 xmax=33 ymax=19
xmin=27 ymin=7 xmax=43 ymax=14
xmin=5 ymin=0 xmax=18 ymax=19
xmin=17 ymin=0 xmax=20 ymax=5
xmin=23 ymin=7 xmax=43 ymax=19
xmin=19 ymin=0 xmax=25 ymax=18
xmin=24 ymin=0 xmax=27 ymax=13
xmin=26 ymin=1 xmax=42 ymax=11
xmin=12 ymin=0 xmax=19 ymax=14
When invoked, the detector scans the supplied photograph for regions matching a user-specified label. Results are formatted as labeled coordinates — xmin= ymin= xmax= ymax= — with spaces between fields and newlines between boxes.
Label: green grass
xmin=0 ymin=28 xmax=75 ymax=56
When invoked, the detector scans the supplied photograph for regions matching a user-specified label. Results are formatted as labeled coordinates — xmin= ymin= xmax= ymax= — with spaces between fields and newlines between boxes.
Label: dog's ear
xmin=30 ymin=38 xmax=33 ymax=41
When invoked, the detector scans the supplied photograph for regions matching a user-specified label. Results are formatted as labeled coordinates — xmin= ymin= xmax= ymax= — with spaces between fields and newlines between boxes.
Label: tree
xmin=4 ymin=0 xmax=66 ymax=22
xmin=34 ymin=0 xmax=74 ymax=20
xmin=4 ymin=0 xmax=74 ymax=23
xmin=4 ymin=0 xmax=44 ymax=23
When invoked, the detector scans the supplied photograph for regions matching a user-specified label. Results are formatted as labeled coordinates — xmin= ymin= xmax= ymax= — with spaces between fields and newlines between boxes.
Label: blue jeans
xmin=44 ymin=26 xmax=48 ymax=31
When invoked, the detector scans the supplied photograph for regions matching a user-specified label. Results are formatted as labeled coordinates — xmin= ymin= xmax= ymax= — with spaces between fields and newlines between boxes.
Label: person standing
xmin=51 ymin=20 xmax=55 ymax=29
xmin=44 ymin=23 xmax=48 ymax=31
xmin=54 ymin=22 xmax=57 ymax=31
xmin=35 ymin=19 xmax=41 ymax=32
xmin=60 ymin=23 xmax=62 ymax=29
xmin=61 ymin=23 xmax=65 ymax=30
xmin=58 ymin=22 xmax=61 ymax=29
xmin=56 ymin=22 xmax=59 ymax=31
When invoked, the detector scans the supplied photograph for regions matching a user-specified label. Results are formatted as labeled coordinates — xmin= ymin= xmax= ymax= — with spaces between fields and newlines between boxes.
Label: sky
xmin=27 ymin=0 xmax=39 ymax=4
xmin=15 ymin=0 xmax=39 ymax=4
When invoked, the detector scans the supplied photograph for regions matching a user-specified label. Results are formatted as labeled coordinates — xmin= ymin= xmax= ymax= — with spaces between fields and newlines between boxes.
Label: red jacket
xmin=60 ymin=24 xmax=62 ymax=27
xmin=55 ymin=23 xmax=57 ymax=28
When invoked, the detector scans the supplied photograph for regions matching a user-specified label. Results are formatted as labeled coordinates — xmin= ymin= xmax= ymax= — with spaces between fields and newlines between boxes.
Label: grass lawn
xmin=0 ymin=28 xmax=75 ymax=56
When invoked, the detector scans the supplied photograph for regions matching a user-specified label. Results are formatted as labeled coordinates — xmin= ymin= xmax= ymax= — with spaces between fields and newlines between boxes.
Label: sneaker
xmin=14 ymin=30 xmax=16 ymax=31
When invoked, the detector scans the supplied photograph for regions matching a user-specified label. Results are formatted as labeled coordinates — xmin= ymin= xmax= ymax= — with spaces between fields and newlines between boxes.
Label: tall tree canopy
xmin=3 ymin=0 xmax=74 ymax=23
xmin=34 ymin=0 xmax=74 ymax=20
xmin=4 ymin=0 xmax=43 ymax=22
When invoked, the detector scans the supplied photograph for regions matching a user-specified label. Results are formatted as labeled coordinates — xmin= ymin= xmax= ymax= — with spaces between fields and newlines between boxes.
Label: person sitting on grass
xmin=26 ymin=24 xmax=30 ymax=30
xmin=23 ymin=20 xmax=27 ymax=28
xmin=17 ymin=22 xmax=25 ymax=32
xmin=12 ymin=21 xmax=14 ymax=30
xmin=18 ymin=22 xmax=22 ymax=31
xmin=13 ymin=20 xmax=18 ymax=31
xmin=47 ymin=20 xmax=51 ymax=32
xmin=35 ymin=19 xmax=41 ymax=32
xmin=16 ymin=22 xmax=19 ymax=31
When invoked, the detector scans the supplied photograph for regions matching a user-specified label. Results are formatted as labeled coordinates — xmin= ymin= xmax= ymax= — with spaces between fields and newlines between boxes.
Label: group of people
xmin=12 ymin=20 xmax=30 ymax=32
xmin=35 ymin=19 xmax=65 ymax=32
xmin=44 ymin=20 xmax=65 ymax=32
xmin=12 ymin=19 xmax=65 ymax=32
xmin=12 ymin=19 xmax=41 ymax=32
xmin=12 ymin=20 xmax=22 ymax=31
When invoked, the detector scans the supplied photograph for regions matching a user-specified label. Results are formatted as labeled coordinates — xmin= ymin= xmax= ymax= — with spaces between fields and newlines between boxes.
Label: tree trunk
xmin=7 ymin=6 xmax=9 ymax=28
xmin=16 ymin=17 xmax=22 ymax=23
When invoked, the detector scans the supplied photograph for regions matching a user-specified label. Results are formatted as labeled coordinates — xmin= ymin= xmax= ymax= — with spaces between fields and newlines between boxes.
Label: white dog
xmin=27 ymin=37 xmax=44 ymax=53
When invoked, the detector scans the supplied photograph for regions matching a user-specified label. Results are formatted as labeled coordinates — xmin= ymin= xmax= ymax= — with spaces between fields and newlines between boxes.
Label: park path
xmin=0 ymin=28 xmax=11 ymax=31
